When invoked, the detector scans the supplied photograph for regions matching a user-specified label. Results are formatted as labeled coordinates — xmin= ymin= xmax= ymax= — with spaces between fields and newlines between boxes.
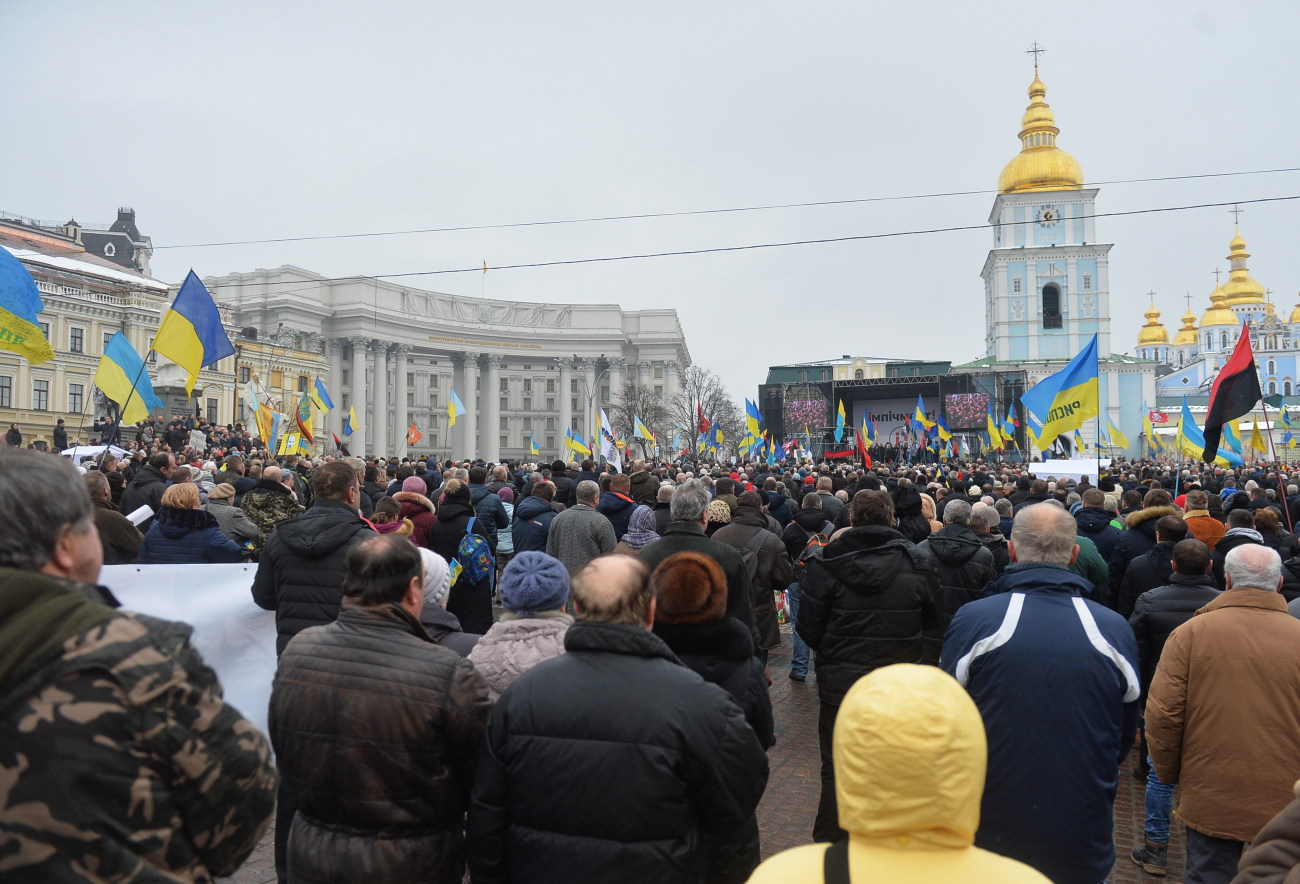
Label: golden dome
xmin=1137 ymin=295 xmax=1169 ymax=346
xmin=1201 ymin=286 xmax=1237 ymax=327
xmin=1173 ymin=307 xmax=1199 ymax=346
xmin=998 ymin=71 xmax=1085 ymax=194
xmin=1221 ymin=227 xmax=1267 ymax=305
xmin=1289 ymin=302 xmax=1300 ymax=324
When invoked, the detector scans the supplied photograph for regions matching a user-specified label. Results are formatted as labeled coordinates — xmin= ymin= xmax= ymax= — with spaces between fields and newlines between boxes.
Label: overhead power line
xmin=207 ymin=194 xmax=1300 ymax=289
xmin=155 ymin=165 xmax=1300 ymax=250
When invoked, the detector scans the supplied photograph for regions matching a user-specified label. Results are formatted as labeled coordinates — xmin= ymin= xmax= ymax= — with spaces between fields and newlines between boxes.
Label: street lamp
xmin=575 ymin=355 xmax=611 ymax=456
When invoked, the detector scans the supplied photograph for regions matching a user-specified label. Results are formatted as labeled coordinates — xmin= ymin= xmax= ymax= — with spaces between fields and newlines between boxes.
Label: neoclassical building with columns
xmin=205 ymin=265 xmax=691 ymax=462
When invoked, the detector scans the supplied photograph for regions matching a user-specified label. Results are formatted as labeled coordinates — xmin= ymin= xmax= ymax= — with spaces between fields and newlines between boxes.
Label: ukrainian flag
xmin=912 ymin=396 xmax=936 ymax=433
xmin=311 ymin=377 xmax=335 ymax=412
xmin=448 ymin=389 xmax=466 ymax=428
xmin=1019 ymin=334 xmax=1100 ymax=445
xmin=1176 ymin=398 xmax=1242 ymax=467
xmin=745 ymin=399 xmax=763 ymax=437
xmin=529 ymin=433 xmax=541 ymax=456
xmin=152 ymin=271 xmax=235 ymax=395
xmin=935 ymin=413 xmax=952 ymax=442
xmin=94 ymin=332 xmax=164 ymax=425
xmin=343 ymin=405 xmax=359 ymax=437
xmin=835 ymin=400 xmax=846 ymax=443
xmin=987 ymin=401 xmax=1004 ymax=448
xmin=634 ymin=416 xmax=655 ymax=441
xmin=567 ymin=429 xmax=591 ymax=457
xmin=1107 ymin=417 xmax=1130 ymax=449
xmin=0 ymin=246 xmax=54 ymax=365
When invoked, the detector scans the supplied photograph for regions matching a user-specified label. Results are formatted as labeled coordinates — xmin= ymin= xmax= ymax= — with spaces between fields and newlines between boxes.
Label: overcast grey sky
xmin=5 ymin=2 xmax=1299 ymax=402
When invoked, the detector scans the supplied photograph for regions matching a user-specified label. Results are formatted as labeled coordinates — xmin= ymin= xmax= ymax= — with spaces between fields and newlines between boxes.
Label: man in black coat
xmin=568 ymin=459 xmax=599 ymax=508
xmin=466 ymin=555 xmax=768 ymax=884
xmin=796 ymin=489 xmax=940 ymax=842
xmin=1209 ymin=507 xmax=1268 ymax=587
xmin=1075 ymin=488 xmax=1121 ymax=564
xmin=548 ymin=460 xmax=575 ymax=511
xmin=1108 ymin=489 xmax=1180 ymax=609
xmin=119 ymin=451 xmax=174 ymax=530
xmin=916 ymin=499 xmax=996 ymax=663
xmin=52 ymin=418 xmax=68 ymax=451
xmin=1117 ymin=515 xmax=1188 ymax=619
xmin=251 ymin=461 xmax=376 ymax=881
xmin=596 ymin=472 xmax=638 ymax=541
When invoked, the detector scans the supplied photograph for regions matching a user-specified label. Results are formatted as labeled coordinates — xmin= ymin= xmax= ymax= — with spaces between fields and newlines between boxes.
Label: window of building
xmin=240 ymin=366 xmax=251 ymax=384
xmin=820 ymin=370 xmax=829 ymax=380
xmin=430 ymin=394 xmax=438 ymax=408
xmin=546 ymin=378 xmax=555 ymax=393
xmin=103 ymin=331 xmax=114 ymax=352
xmin=1013 ymin=278 xmax=1022 ymax=294
xmin=500 ymin=377 xmax=509 ymax=392
xmin=39 ymin=321 xmax=50 ymax=339
xmin=799 ymin=370 xmax=808 ymax=382
xmin=270 ymin=369 xmax=284 ymax=388
xmin=207 ymin=398 xmax=218 ymax=423
xmin=238 ymin=397 xmax=246 ymax=422
xmin=654 ymin=364 xmax=664 ymax=379
xmin=523 ymin=417 xmax=533 ymax=430
xmin=429 ymin=374 xmax=438 ymax=388
xmin=546 ymin=417 xmax=556 ymax=431
xmin=298 ymin=376 xmax=308 ymax=392
xmin=500 ymin=396 xmax=508 ymax=411
xmin=655 ymin=386 xmax=663 ymax=397
xmin=148 ymin=337 xmax=157 ymax=363
xmin=407 ymin=393 xmax=414 ymax=406
xmin=600 ymin=385 xmax=609 ymax=401
xmin=571 ymin=397 xmax=579 ymax=412
xmin=1269 ymin=359 xmax=1277 ymax=375
xmin=1286 ymin=381 xmax=1294 ymax=396
xmin=523 ymin=397 xmax=532 ymax=411
xmin=1221 ymin=332 xmax=1229 ymax=349
xmin=476 ymin=376 xmax=480 ymax=391
xmin=1082 ymin=273 xmax=1092 ymax=291
xmin=854 ymin=369 xmax=864 ymax=379
xmin=1042 ymin=283 xmax=1062 ymax=329
xmin=32 ymin=379 xmax=49 ymax=411
xmin=68 ymin=383 xmax=83 ymax=415
xmin=1269 ymin=381 xmax=1278 ymax=395
xmin=69 ymin=327 xmax=84 ymax=354
xmin=571 ymin=379 xmax=578 ymax=393
xmin=0 ymin=375 xmax=11 ymax=408
xmin=913 ymin=367 xmax=921 ymax=376
xmin=103 ymin=243 xmax=116 ymax=257
xmin=523 ymin=379 xmax=532 ymax=393
xmin=430 ymin=434 xmax=439 ymax=447
xmin=546 ymin=435 xmax=555 ymax=450
xmin=546 ymin=397 xmax=555 ymax=410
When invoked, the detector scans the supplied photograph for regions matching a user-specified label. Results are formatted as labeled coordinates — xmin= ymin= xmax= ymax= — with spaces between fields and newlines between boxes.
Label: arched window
xmin=103 ymin=243 xmax=115 ymax=257
xmin=1042 ymin=283 xmax=1062 ymax=329
xmin=1286 ymin=381 xmax=1293 ymax=396
xmin=1269 ymin=381 xmax=1278 ymax=395
xmin=854 ymin=369 xmax=863 ymax=379
xmin=1178 ymin=351 xmax=1185 ymax=367
xmin=1221 ymin=332 xmax=1230 ymax=349
xmin=1269 ymin=359 xmax=1277 ymax=374
xmin=1205 ymin=332 xmax=1212 ymax=349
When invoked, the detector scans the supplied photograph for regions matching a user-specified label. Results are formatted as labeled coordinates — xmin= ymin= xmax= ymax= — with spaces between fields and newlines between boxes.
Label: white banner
xmin=102 ymin=564 xmax=276 ymax=738
xmin=1035 ymin=458 xmax=1112 ymax=484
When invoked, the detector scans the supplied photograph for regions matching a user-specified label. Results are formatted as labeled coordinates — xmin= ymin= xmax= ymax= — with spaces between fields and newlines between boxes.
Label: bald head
xmin=1223 ymin=543 xmax=1283 ymax=593
xmin=1010 ymin=503 xmax=1079 ymax=567
xmin=262 ymin=465 xmax=282 ymax=484
xmin=571 ymin=555 xmax=655 ymax=627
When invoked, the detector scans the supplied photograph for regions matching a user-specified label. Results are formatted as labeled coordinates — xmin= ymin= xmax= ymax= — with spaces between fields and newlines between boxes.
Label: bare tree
xmin=667 ymin=365 xmax=743 ymax=459
xmin=610 ymin=382 xmax=669 ymax=459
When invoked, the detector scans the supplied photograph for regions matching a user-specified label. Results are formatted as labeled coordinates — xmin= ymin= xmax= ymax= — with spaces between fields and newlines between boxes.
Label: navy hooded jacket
xmin=940 ymin=563 xmax=1139 ymax=884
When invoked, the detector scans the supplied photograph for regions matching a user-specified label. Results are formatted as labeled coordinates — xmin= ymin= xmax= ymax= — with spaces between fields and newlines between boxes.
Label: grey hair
xmin=0 ymin=449 xmax=94 ymax=569
xmin=657 ymin=484 xmax=675 ymax=503
xmin=344 ymin=456 xmax=366 ymax=477
xmin=943 ymin=499 xmax=972 ymax=526
xmin=1010 ymin=504 xmax=1078 ymax=566
xmin=1224 ymin=544 xmax=1282 ymax=592
xmin=670 ymin=479 xmax=711 ymax=523
xmin=995 ymin=498 xmax=1013 ymax=515
xmin=576 ymin=480 xmax=600 ymax=505
xmin=971 ymin=502 xmax=1000 ymax=532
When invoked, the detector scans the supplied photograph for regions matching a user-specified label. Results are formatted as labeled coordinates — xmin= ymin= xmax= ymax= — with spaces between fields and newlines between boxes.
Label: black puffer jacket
xmin=780 ymin=507 xmax=835 ymax=562
xmin=1108 ymin=505 xmax=1180 ymax=608
xmin=511 ymin=495 xmax=559 ymax=554
xmin=1126 ymin=573 xmax=1220 ymax=696
xmin=119 ymin=463 xmax=170 ymax=530
xmin=796 ymin=525 xmax=941 ymax=700
xmin=653 ymin=617 xmax=774 ymax=749
xmin=891 ymin=485 xmax=931 ymax=543
xmin=712 ymin=508 xmax=794 ymax=652
xmin=1209 ymin=528 xmax=1267 ymax=588
xmin=977 ymin=530 xmax=1011 ymax=574
xmin=1116 ymin=541 xmax=1177 ymax=619
xmin=466 ymin=621 xmax=769 ymax=884
xmin=251 ymin=498 xmax=376 ymax=655
xmin=1074 ymin=506 xmax=1121 ymax=563
xmin=916 ymin=523 xmax=996 ymax=663
xmin=429 ymin=497 xmax=493 ymax=634
xmin=468 ymin=484 xmax=509 ymax=553
xmin=270 ymin=600 xmax=490 ymax=883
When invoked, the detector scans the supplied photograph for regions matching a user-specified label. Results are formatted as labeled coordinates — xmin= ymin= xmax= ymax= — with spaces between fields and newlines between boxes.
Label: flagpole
xmin=1261 ymin=399 xmax=1294 ymax=532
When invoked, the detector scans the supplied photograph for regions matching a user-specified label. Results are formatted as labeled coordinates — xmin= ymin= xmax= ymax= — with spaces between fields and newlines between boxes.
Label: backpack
xmin=452 ymin=516 xmax=493 ymax=587
xmin=792 ymin=525 xmax=833 ymax=581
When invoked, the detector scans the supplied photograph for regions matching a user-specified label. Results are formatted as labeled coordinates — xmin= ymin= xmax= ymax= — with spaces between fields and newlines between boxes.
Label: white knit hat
xmin=418 ymin=548 xmax=451 ymax=609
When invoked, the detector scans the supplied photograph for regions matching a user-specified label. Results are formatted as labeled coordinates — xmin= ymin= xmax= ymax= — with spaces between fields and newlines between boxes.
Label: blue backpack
xmin=453 ymin=516 xmax=493 ymax=587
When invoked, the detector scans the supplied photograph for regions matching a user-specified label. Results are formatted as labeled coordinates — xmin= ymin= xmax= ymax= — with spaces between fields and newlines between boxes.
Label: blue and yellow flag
xmin=912 ymin=396 xmax=936 ymax=434
xmin=529 ymin=433 xmax=541 ymax=456
xmin=153 ymin=271 xmax=235 ymax=395
xmin=835 ymin=400 xmax=846 ymax=443
xmin=1222 ymin=419 xmax=1242 ymax=455
xmin=448 ymin=389 xmax=466 ymax=429
xmin=1107 ymin=416 xmax=1130 ymax=449
xmin=634 ymin=416 xmax=655 ymax=441
xmin=987 ymin=400 xmax=1004 ymax=448
xmin=94 ymin=332 xmax=164 ymax=425
xmin=343 ymin=405 xmax=358 ymax=437
xmin=745 ymin=399 xmax=763 ymax=438
xmin=0 ymin=246 xmax=54 ymax=365
xmin=566 ymin=428 xmax=591 ymax=456
xmin=1020 ymin=334 xmax=1100 ymax=445
xmin=1177 ymin=397 xmax=1243 ymax=467
xmin=935 ymin=413 xmax=952 ymax=442
xmin=713 ymin=426 xmax=725 ymax=448
xmin=310 ymin=377 xmax=335 ymax=412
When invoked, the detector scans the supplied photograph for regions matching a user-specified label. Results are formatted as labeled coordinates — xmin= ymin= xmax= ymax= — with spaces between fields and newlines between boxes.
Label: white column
xmin=483 ymin=353 xmax=501 ymax=463
xmin=456 ymin=351 xmax=479 ymax=460
xmin=451 ymin=352 xmax=466 ymax=458
xmin=664 ymin=359 xmax=679 ymax=405
xmin=557 ymin=357 xmax=573 ymax=458
xmin=394 ymin=344 xmax=410 ymax=456
xmin=347 ymin=337 xmax=369 ymax=454
xmin=371 ymin=341 xmax=390 ymax=457
xmin=325 ymin=339 xmax=342 ymax=442
xmin=608 ymin=356 xmax=626 ymax=407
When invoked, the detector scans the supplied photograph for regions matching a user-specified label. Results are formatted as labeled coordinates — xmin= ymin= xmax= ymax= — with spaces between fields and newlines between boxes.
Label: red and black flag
xmin=697 ymin=403 xmax=710 ymax=435
xmin=1203 ymin=321 xmax=1262 ymax=463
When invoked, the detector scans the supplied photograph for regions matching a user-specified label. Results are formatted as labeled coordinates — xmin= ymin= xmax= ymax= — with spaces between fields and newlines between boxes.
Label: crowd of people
xmin=3 ymin=437 xmax=1300 ymax=883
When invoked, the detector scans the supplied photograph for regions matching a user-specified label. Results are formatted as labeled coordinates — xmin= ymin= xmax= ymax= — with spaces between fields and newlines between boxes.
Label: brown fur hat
xmin=651 ymin=551 xmax=727 ymax=626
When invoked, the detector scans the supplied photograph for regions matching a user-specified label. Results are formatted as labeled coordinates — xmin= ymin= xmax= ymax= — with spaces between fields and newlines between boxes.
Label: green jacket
xmin=0 ymin=567 xmax=277 ymax=882
xmin=1070 ymin=534 xmax=1110 ymax=601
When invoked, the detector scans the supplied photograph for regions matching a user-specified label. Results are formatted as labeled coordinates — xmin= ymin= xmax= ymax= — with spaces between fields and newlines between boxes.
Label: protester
xmin=545 ymin=479 xmax=617 ymax=576
xmin=597 ymin=472 xmax=638 ymax=540
xmin=83 ymin=469 xmax=142 ymax=564
xmin=201 ymin=481 xmax=260 ymax=546
xmin=797 ymin=489 xmax=940 ymax=841
xmin=466 ymin=555 xmax=768 ymax=884
xmin=1147 ymin=544 xmax=1300 ymax=883
xmin=512 ymin=479 xmax=561 ymax=553
xmin=467 ymin=550 xmax=572 ymax=700
xmin=1211 ymin=507 xmax=1267 ymax=586
xmin=241 ymin=464 xmax=306 ymax=556
xmin=748 ymin=664 xmax=1051 ymax=884
xmin=138 ymin=483 xmax=244 ymax=564
xmin=916 ymin=498 xmax=997 ymax=662
xmin=270 ymin=534 xmax=490 ymax=883
xmin=0 ymin=448 xmax=277 ymax=880
xmin=120 ymin=451 xmax=173 ymax=529
xmin=371 ymin=495 xmax=416 ymax=540
xmin=393 ymin=475 xmax=437 ymax=547
xmin=430 ymin=478 xmax=494 ymax=633
xmin=418 ymin=548 xmax=480 ymax=656
xmin=613 ymin=503 xmax=661 ymax=555
xmin=1117 ymin=514 xmax=1189 ymax=617
xmin=941 ymin=502 xmax=1140 ymax=884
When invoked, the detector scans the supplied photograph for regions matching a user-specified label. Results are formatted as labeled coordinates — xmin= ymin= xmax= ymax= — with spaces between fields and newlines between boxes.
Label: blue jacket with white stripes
xmin=940 ymin=563 xmax=1140 ymax=884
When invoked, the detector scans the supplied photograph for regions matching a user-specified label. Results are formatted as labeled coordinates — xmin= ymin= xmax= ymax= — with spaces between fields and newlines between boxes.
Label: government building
xmin=205 ymin=265 xmax=691 ymax=462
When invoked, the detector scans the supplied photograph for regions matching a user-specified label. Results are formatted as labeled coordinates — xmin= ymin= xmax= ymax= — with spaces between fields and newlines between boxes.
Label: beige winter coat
xmin=468 ymin=612 xmax=572 ymax=701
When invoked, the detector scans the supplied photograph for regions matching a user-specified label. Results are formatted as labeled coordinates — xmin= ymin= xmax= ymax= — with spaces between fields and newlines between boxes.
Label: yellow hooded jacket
xmin=747 ymin=664 xmax=1050 ymax=883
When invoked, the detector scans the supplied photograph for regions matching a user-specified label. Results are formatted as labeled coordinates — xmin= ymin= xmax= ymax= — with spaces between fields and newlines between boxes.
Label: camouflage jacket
xmin=239 ymin=479 xmax=305 ymax=556
xmin=0 ymin=567 xmax=277 ymax=882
